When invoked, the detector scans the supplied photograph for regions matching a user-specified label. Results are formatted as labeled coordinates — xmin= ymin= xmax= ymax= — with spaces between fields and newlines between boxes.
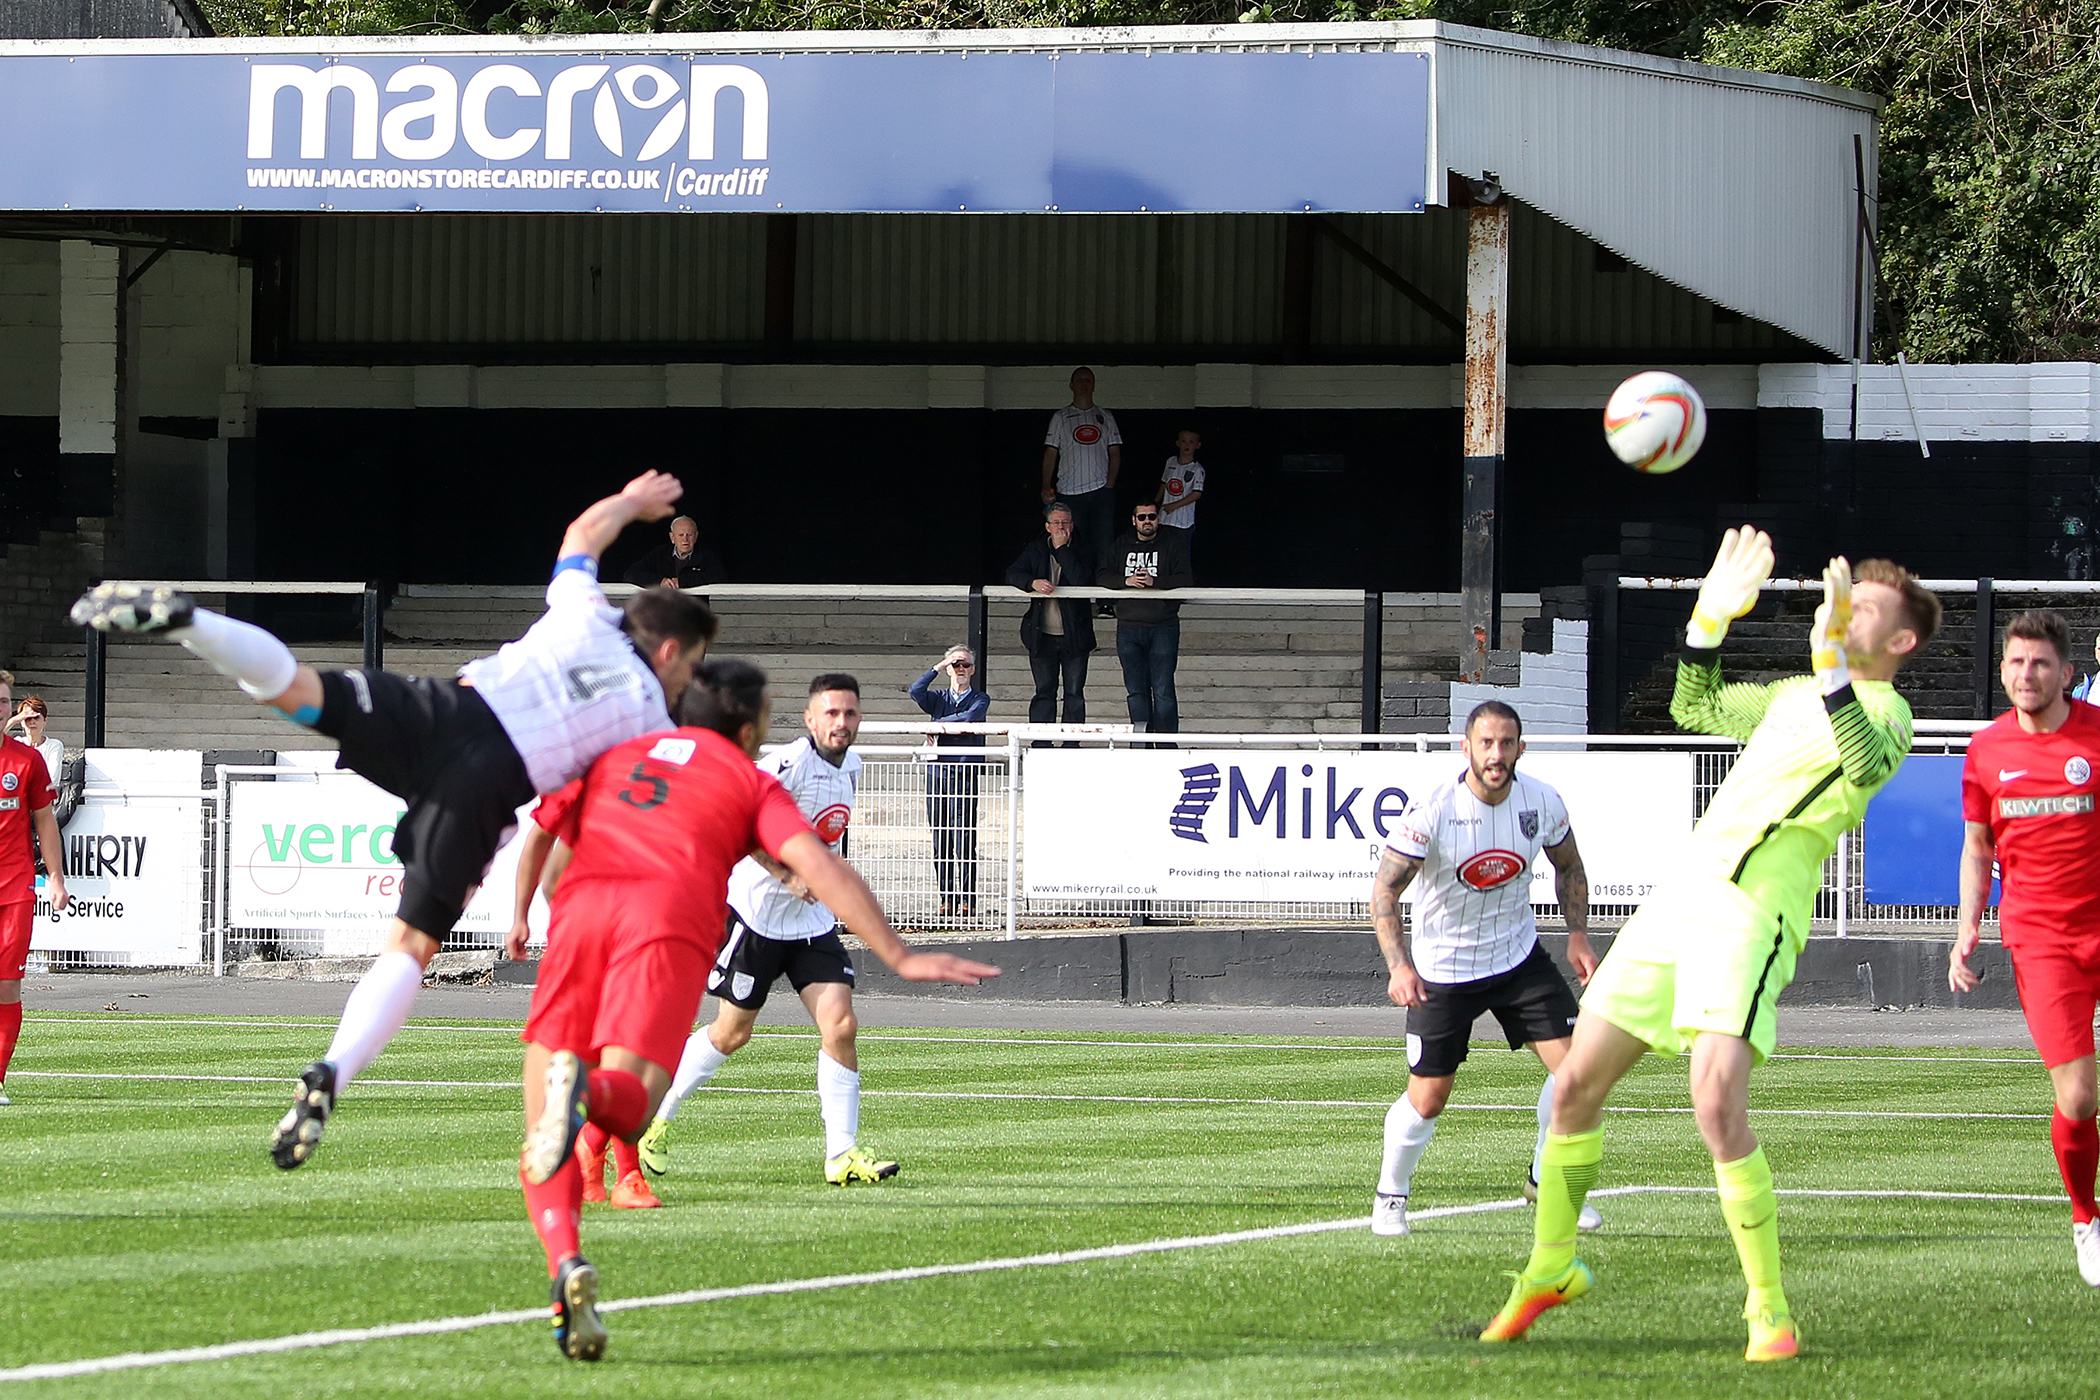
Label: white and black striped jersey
xmin=456 ymin=561 xmax=671 ymax=795
xmin=1386 ymin=770 xmax=1571 ymax=985
xmin=1044 ymin=405 xmax=1122 ymax=495
xmin=728 ymin=737 xmax=862 ymax=939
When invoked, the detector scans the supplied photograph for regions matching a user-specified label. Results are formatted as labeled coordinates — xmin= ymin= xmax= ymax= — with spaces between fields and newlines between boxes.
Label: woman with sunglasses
xmin=909 ymin=647 xmax=990 ymax=920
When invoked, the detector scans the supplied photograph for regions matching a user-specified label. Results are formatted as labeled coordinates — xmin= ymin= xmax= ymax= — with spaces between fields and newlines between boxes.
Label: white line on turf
xmin=4 ymin=1070 xmax=2058 ymax=1119
xmin=21 ymin=1019 xmax=2047 ymax=1063
xmin=0 ymin=1185 xmax=2061 ymax=1383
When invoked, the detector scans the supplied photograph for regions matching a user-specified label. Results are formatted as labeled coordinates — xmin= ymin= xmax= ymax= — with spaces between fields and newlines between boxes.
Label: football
xmin=1604 ymin=371 xmax=1708 ymax=474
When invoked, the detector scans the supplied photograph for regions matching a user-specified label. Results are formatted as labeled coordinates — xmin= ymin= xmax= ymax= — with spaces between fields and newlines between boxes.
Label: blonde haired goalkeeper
xmin=1480 ymin=528 xmax=1940 ymax=1362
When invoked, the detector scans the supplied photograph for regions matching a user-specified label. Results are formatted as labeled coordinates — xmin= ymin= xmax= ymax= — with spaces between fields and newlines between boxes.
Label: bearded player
xmin=514 ymin=658 xmax=999 ymax=1361
xmin=1482 ymin=528 xmax=1938 ymax=1362
xmin=1368 ymin=701 xmax=1599 ymax=1237
xmin=1951 ymin=610 xmax=2100 ymax=1286
xmin=639 ymin=673 xmax=904 ymax=1188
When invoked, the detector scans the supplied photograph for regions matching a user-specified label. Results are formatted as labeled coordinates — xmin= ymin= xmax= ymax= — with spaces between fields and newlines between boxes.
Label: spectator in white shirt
xmin=1040 ymin=366 xmax=1122 ymax=606
xmin=1154 ymin=428 xmax=1207 ymax=568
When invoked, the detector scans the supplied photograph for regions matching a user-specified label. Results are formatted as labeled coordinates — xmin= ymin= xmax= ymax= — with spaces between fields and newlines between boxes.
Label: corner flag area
xmin=0 ymin=1009 xmax=2091 ymax=1397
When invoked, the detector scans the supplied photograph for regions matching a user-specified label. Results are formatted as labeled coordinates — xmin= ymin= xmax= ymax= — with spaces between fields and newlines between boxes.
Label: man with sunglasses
xmin=1098 ymin=502 xmax=1193 ymax=736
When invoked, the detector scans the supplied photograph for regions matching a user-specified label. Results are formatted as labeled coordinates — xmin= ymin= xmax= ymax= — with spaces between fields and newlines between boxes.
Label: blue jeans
xmin=1115 ymin=620 xmax=1180 ymax=733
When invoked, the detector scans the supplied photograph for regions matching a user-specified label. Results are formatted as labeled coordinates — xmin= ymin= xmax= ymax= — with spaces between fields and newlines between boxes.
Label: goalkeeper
xmin=1480 ymin=529 xmax=1939 ymax=1362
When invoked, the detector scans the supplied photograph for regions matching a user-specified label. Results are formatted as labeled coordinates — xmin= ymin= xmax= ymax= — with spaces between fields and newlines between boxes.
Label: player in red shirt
xmin=1952 ymin=609 xmax=2100 ymax=1287
xmin=512 ymin=658 xmax=1000 ymax=1360
xmin=0 ymin=670 xmax=69 ymax=1103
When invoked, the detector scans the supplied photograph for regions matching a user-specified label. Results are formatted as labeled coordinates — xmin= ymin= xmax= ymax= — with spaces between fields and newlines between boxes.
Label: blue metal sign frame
xmin=0 ymin=49 xmax=1429 ymax=215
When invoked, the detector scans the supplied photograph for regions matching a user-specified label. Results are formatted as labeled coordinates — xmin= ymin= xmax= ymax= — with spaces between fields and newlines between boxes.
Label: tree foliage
xmin=199 ymin=0 xmax=2100 ymax=362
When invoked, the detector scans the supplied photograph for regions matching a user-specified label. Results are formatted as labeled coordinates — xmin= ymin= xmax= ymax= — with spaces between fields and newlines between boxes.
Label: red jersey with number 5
xmin=0 ymin=735 xmax=54 ymax=901
xmin=541 ymin=727 xmax=811 ymax=947
xmin=1961 ymin=700 xmax=2100 ymax=950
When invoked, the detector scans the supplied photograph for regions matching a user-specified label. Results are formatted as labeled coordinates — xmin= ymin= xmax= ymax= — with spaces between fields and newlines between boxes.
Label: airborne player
xmin=1367 ymin=701 xmax=1597 ymax=1237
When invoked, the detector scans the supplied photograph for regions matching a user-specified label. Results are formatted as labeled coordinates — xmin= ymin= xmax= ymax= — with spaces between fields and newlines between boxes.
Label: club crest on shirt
xmin=813 ymin=803 xmax=851 ymax=844
xmin=1073 ymin=424 xmax=1102 ymax=444
xmin=1458 ymin=849 xmax=1526 ymax=890
xmin=1518 ymin=809 xmax=1539 ymax=839
xmin=2067 ymin=756 xmax=2092 ymax=786
xmin=0 ymin=772 xmax=15 ymax=791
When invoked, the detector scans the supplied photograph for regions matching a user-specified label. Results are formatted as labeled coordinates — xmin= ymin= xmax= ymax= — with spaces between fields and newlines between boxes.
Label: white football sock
xmin=656 ymin=1028 xmax=732 ymax=1122
xmin=170 ymin=609 xmax=300 ymax=701
xmin=322 ymin=950 xmax=423 ymax=1089
xmin=1378 ymin=1095 xmax=1438 ymax=1197
xmin=817 ymin=1051 xmax=860 ymax=1159
xmin=1531 ymin=1074 xmax=1556 ymax=1185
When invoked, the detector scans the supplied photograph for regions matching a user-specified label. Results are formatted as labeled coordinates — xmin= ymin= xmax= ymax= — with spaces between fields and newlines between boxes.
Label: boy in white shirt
xmin=1155 ymin=429 xmax=1206 ymax=565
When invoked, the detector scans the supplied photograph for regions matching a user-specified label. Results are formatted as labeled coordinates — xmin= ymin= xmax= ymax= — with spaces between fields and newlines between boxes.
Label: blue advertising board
xmin=1862 ymin=753 xmax=1995 ymax=907
xmin=0 ymin=49 xmax=1429 ymax=215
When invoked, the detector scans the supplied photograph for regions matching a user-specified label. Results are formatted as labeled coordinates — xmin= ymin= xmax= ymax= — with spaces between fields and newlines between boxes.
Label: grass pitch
xmin=2 ymin=1012 xmax=2097 ymax=1397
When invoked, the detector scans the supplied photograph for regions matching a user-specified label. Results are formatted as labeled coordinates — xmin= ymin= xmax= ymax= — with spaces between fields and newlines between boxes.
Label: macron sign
xmin=0 ymin=48 xmax=1427 ymax=215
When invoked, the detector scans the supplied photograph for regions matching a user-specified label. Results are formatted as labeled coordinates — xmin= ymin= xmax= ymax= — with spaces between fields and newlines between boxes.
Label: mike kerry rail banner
xmin=1022 ymin=749 xmax=1695 ymax=904
xmin=0 ymin=47 xmax=1428 ymax=215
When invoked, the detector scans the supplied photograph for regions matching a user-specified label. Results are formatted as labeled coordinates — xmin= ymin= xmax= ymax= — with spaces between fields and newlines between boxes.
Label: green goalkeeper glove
xmin=1811 ymin=557 xmax=1853 ymax=694
xmin=1687 ymin=526 xmax=1775 ymax=650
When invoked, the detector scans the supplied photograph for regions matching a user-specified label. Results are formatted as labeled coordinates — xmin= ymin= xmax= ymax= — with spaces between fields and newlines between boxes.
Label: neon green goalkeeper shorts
xmin=1581 ymin=873 xmax=1800 ymax=1064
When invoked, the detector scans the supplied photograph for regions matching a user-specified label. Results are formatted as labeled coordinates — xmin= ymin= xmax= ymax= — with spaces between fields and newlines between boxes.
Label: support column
xmin=1460 ymin=182 xmax=1510 ymax=683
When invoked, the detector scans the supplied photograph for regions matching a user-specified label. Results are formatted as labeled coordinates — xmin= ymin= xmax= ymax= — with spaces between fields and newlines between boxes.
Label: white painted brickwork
xmin=1757 ymin=361 xmax=2100 ymax=444
xmin=0 ymin=240 xmax=59 ymax=418
xmin=58 ymin=240 xmax=120 ymax=455
xmin=136 ymin=252 xmax=243 ymax=420
xmin=1447 ymin=619 xmax=1589 ymax=735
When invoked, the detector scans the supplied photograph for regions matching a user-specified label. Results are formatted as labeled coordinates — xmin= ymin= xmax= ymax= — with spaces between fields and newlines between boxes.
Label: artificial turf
xmin=1 ymin=1012 xmax=2095 ymax=1397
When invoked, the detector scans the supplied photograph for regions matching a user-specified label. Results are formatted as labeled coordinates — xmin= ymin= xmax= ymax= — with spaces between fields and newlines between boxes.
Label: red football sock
xmin=520 ymin=1156 xmax=583 ymax=1279
xmin=611 ymin=1134 xmax=642 ymax=1179
xmin=586 ymin=1068 xmax=647 ymax=1141
xmin=0 ymin=1001 xmax=22 ymax=1083
xmin=579 ymin=1121 xmax=610 ymax=1157
xmin=2052 ymin=1108 xmax=2100 ymax=1225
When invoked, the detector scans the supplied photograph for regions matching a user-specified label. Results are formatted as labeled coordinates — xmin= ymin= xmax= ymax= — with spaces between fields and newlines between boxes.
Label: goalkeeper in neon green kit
xmin=1480 ymin=528 xmax=1941 ymax=1361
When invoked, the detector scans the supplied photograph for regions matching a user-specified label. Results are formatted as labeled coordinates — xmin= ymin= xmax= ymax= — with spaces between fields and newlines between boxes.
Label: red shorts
xmin=0 ymin=899 xmax=30 ymax=980
xmin=521 ymin=886 xmax=720 ymax=1074
xmin=2009 ymin=939 xmax=2100 ymax=1068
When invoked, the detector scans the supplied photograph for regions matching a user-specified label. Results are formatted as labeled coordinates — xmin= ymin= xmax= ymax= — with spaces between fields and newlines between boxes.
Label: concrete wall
xmin=1448 ymin=618 xmax=1588 ymax=733
xmin=0 ymin=240 xmax=59 ymax=417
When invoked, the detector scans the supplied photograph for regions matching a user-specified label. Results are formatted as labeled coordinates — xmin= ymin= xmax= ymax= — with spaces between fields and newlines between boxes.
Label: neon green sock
xmin=1715 ymin=1145 xmax=1787 ymax=1316
xmin=1524 ymin=1127 xmax=1603 ymax=1281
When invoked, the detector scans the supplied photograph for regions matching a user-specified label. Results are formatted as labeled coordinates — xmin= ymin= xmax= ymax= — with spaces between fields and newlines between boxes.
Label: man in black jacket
xmin=1005 ymin=500 xmax=1095 ymax=727
xmin=623 ymin=515 xmax=726 ymax=590
xmin=1098 ymin=501 xmax=1194 ymax=734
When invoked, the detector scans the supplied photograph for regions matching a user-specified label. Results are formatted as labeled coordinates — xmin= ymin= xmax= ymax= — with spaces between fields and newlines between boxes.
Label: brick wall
xmin=0 ymin=520 xmax=102 ymax=671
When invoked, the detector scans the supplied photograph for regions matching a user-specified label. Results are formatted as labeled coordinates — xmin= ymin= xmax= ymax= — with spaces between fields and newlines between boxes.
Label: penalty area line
xmin=0 ymin=1185 xmax=2064 ymax=1383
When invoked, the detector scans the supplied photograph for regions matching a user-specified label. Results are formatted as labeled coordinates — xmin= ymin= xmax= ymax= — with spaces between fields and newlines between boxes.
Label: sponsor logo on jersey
xmin=562 ymin=662 xmax=639 ymax=702
xmin=813 ymin=802 xmax=851 ymax=844
xmin=1167 ymin=478 xmax=1185 ymax=495
xmin=1999 ymin=793 xmax=2096 ymax=819
xmin=1457 ymin=848 xmax=1527 ymax=890
xmin=0 ymin=797 xmax=16 ymax=811
xmin=1073 ymin=424 xmax=1102 ymax=445
xmin=647 ymin=736 xmax=696 ymax=765
xmin=2068 ymin=756 xmax=2092 ymax=786
xmin=1518 ymin=809 xmax=1539 ymax=839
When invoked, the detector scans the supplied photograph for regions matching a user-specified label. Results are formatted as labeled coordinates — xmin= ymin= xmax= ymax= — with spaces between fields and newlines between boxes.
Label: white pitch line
xmin=0 ymin=1185 xmax=2062 ymax=1384
xmin=4 ymin=1070 xmax=2058 ymax=1119
xmin=20 ymin=1018 xmax=2052 ymax=1063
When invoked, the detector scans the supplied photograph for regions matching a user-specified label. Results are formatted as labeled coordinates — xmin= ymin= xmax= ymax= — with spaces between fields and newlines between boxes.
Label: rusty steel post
xmin=1460 ymin=185 xmax=1510 ymax=683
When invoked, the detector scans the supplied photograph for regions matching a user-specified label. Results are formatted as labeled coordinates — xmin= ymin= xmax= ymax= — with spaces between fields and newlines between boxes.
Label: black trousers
xmin=1026 ymin=638 xmax=1089 ymax=726
xmin=925 ymin=761 xmax=981 ymax=903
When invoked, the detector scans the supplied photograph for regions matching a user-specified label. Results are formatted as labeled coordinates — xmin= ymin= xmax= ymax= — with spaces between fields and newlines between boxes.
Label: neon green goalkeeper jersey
xmin=1670 ymin=654 xmax=1913 ymax=933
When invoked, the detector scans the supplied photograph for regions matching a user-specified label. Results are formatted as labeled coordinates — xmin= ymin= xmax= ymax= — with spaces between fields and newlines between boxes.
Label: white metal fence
xmin=34 ymin=723 xmax=1986 ymax=972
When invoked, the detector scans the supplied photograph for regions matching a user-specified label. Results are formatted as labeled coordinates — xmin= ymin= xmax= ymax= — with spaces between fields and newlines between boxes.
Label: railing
xmin=86 ymin=579 xmax=1483 ymax=738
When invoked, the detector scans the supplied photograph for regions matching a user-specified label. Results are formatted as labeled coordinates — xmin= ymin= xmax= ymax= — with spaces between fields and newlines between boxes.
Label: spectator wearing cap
xmin=909 ymin=646 xmax=991 ymax=920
